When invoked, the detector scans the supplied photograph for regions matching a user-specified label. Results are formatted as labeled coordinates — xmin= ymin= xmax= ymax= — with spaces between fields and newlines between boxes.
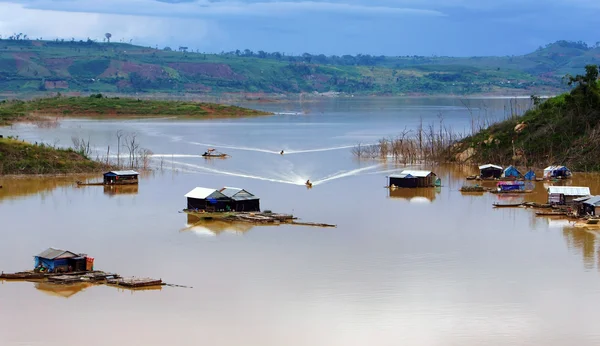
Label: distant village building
xmin=219 ymin=187 xmax=260 ymax=212
xmin=543 ymin=166 xmax=572 ymax=179
xmin=547 ymin=186 xmax=590 ymax=205
xmin=389 ymin=170 xmax=439 ymax=188
xmin=524 ymin=169 xmax=536 ymax=181
xmin=479 ymin=164 xmax=503 ymax=179
xmin=502 ymin=165 xmax=521 ymax=179
xmin=34 ymin=248 xmax=94 ymax=273
xmin=103 ymin=170 xmax=139 ymax=185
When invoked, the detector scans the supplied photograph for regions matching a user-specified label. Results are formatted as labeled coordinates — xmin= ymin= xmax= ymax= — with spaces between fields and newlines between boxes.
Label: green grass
xmin=0 ymin=137 xmax=108 ymax=175
xmin=0 ymin=94 xmax=272 ymax=125
xmin=448 ymin=66 xmax=600 ymax=171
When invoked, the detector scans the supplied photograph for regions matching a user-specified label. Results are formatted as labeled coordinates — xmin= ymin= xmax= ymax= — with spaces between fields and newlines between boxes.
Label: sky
xmin=0 ymin=0 xmax=598 ymax=56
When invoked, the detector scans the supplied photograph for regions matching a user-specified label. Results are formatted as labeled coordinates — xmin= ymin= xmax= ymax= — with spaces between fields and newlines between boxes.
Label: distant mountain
xmin=0 ymin=39 xmax=596 ymax=97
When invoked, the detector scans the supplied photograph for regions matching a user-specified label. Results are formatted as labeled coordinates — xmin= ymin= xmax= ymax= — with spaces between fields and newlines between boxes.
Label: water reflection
xmin=34 ymin=282 xmax=93 ymax=299
xmin=563 ymin=227 xmax=600 ymax=270
xmin=103 ymin=184 xmax=139 ymax=196
xmin=0 ymin=176 xmax=91 ymax=201
xmin=183 ymin=214 xmax=255 ymax=236
xmin=388 ymin=187 xmax=440 ymax=203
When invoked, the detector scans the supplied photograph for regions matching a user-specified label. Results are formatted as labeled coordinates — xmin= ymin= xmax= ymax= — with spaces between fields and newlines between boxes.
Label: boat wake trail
xmin=311 ymin=164 xmax=381 ymax=186
xmin=169 ymin=161 xmax=307 ymax=186
xmin=162 ymin=160 xmax=381 ymax=187
xmin=189 ymin=142 xmax=356 ymax=155
xmin=189 ymin=142 xmax=279 ymax=154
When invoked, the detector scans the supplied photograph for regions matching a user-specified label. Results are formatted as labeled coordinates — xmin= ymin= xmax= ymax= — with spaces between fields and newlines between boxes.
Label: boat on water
xmin=202 ymin=148 xmax=229 ymax=158
xmin=305 ymin=180 xmax=313 ymax=188
xmin=536 ymin=211 xmax=568 ymax=216
xmin=493 ymin=202 xmax=523 ymax=208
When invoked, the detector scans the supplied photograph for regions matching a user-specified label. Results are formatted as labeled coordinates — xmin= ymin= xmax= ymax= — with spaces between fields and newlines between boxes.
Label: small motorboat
xmin=305 ymin=180 xmax=313 ymax=188
xmin=280 ymin=150 xmax=284 ymax=155
xmin=202 ymin=148 xmax=229 ymax=158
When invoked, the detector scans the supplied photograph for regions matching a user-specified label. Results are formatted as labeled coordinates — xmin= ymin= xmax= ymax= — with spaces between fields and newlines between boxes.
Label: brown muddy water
xmin=2 ymin=97 xmax=600 ymax=346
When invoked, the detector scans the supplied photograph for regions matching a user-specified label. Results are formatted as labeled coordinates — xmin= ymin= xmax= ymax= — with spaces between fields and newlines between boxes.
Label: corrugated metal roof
xmin=397 ymin=170 xmax=435 ymax=178
xmin=219 ymin=187 xmax=258 ymax=201
xmin=36 ymin=248 xmax=78 ymax=260
xmin=479 ymin=164 xmax=503 ymax=170
xmin=185 ymin=187 xmax=227 ymax=200
xmin=573 ymin=196 xmax=592 ymax=202
xmin=547 ymin=186 xmax=591 ymax=196
xmin=583 ymin=196 xmax=600 ymax=206
xmin=104 ymin=170 xmax=139 ymax=176
xmin=543 ymin=165 xmax=569 ymax=172
xmin=219 ymin=187 xmax=243 ymax=198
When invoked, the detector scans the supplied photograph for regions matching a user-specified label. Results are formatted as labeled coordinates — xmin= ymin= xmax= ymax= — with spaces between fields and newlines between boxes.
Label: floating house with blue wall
xmin=34 ymin=248 xmax=93 ymax=273
xmin=543 ymin=166 xmax=572 ymax=179
xmin=502 ymin=165 xmax=522 ymax=179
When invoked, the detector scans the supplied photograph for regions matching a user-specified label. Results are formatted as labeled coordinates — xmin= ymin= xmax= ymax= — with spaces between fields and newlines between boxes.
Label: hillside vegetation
xmin=0 ymin=94 xmax=271 ymax=125
xmin=1 ymin=39 xmax=595 ymax=96
xmin=0 ymin=137 xmax=108 ymax=175
xmin=449 ymin=65 xmax=600 ymax=171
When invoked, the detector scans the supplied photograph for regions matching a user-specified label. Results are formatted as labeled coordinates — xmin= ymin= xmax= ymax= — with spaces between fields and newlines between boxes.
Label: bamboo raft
xmin=76 ymin=181 xmax=137 ymax=186
xmin=0 ymin=270 xmax=166 ymax=289
xmin=460 ymin=185 xmax=487 ymax=192
xmin=183 ymin=210 xmax=336 ymax=228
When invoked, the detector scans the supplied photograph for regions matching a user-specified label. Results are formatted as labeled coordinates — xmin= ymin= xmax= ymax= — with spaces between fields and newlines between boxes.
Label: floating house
xmin=103 ymin=170 xmax=139 ymax=185
xmin=582 ymin=196 xmax=600 ymax=216
xmin=543 ymin=166 xmax=572 ymax=179
xmin=497 ymin=180 xmax=525 ymax=192
xmin=502 ymin=165 xmax=522 ymax=179
xmin=34 ymin=248 xmax=94 ymax=273
xmin=479 ymin=164 xmax=503 ymax=179
xmin=524 ymin=169 xmax=536 ymax=181
xmin=219 ymin=187 xmax=260 ymax=212
xmin=389 ymin=170 xmax=439 ymax=188
xmin=547 ymin=186 xmax=590 ymax=205
xmin=574 ymin=196 xmax=600 ymax=216
xmin=185 ymin=187 xmax=231 ymax=211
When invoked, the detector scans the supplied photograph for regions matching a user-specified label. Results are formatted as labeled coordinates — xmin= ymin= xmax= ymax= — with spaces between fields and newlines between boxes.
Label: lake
xmin=2 ymin=97 xmax=600 ymax=346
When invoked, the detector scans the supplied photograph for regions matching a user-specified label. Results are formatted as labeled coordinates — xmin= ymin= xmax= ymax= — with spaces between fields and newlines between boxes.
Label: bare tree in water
xmin=116 ymin=130 xmax=124 ymax=167
xmin=125 ymin=133 xmax=140 ymax=168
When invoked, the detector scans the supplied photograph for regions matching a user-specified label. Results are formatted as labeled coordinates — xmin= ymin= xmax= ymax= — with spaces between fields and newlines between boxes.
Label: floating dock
xmin=0 ymin=270 xmax=165 ymax=289
xmin=183 ymin=210 xmax=336 ymax=228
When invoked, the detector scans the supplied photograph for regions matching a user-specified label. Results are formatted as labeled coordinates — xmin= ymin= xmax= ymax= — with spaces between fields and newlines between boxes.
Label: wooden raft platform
xmin=1 ymin=270 xmax=165 ymax=289
xmin=107 ymin=277 xmax=163 ymax=288
xmin=183 ymin=210 xmax=336 ymax=228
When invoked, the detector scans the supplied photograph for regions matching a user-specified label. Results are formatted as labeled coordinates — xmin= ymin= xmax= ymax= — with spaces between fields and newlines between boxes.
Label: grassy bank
xmin=448 ymin=65 xmax=600 ymax=171
xmin=0 ymin=94 xmax=272 ymax=125
xmin=0 ymin=137 xmax=108 ymax=175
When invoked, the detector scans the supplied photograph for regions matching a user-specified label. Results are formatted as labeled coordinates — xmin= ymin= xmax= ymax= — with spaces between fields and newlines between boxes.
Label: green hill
xmin=2 ymin=39 xmax=596 ymax=97
xmin=448 ymin=65 xmax=600 ymax=171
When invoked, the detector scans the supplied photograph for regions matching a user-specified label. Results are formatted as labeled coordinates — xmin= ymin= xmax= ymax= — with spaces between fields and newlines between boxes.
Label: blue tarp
xmin=524 ymin=169 xmax=536 ymax=181
xmin=503 ymin=165 xmax=521 ymax=178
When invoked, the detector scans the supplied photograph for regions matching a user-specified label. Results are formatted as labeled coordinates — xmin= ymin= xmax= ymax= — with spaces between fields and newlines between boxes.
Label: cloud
xmin=7 ymin=0 xmax=446 ymax=18
xmin=0 ymin=3 xmax=213 ymax=47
